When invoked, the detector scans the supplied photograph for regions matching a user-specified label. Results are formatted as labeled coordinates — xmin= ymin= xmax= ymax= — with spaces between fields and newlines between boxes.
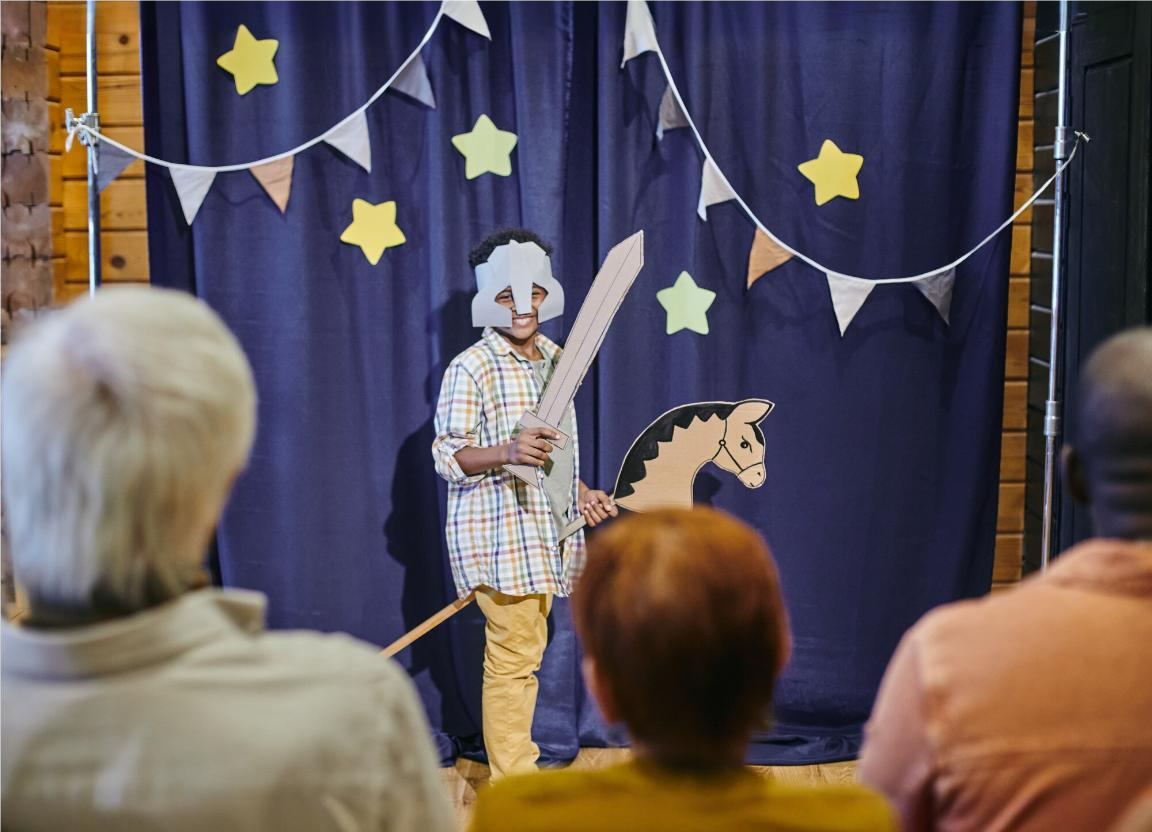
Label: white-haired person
xmin=1 ymin=287 xmax=454 ymax=832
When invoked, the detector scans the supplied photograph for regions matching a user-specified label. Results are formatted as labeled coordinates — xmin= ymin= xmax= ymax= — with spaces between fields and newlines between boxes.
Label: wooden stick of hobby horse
xmin=381 ymin=591 xmax=476 ymax=658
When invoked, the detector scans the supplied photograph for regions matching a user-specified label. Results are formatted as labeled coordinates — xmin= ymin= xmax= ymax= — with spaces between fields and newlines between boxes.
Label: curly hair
xmin=468 ymin=228 xmax=554 ymax=269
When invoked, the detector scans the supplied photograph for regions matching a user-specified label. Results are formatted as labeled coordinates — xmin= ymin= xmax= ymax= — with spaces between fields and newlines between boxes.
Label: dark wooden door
xmin=1056 ymin=1 xmax=1151 ymax=552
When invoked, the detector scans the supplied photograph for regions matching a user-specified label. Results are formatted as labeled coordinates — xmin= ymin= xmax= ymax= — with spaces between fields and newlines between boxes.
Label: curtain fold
xmin=141 ymin=0 xmax=1020 ymax=765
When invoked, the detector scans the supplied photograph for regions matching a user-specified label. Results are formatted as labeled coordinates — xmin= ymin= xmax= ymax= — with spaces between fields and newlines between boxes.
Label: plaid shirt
xmin=432 ymin=328 xmax=585 ymax=598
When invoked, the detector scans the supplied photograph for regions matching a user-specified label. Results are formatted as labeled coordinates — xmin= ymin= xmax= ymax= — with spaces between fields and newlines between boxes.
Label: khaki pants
xmin=475 ymin=586 xmax=553 ymax=781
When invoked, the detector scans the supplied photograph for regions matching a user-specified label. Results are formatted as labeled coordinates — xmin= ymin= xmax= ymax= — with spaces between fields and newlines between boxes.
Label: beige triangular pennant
xmin=621 ymin=0 xmax=657 ymax=68
xmin=169 ymin=165 xmax=216 ymax=225
xmin=656 ymin=85 xmax=688 ymax=141
xmin=250 ymin=156 xmax=294 ymax=214
xmin=746 ymin=229 xmax=795 ymax=288
xmin=826 ymin=272 xmax=875 ymax=336
xmin=443 ymin=0 xmax=491 ymax=40
xmin=914 ymin=268 xmax=956 ymax=324
xmin=324 ymin=110 xmax=372 ymax=173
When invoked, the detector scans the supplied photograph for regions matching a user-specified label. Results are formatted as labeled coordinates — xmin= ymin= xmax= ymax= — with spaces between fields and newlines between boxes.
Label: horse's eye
xmin=740 ymin=439 xmax=750 ymax=450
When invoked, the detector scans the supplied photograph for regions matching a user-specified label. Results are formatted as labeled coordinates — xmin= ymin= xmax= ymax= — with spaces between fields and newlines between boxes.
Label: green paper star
xmin=451 ymin=114 xmax=518 ymax=179
xmin=656 ymin=271 xmax=716 ymax=335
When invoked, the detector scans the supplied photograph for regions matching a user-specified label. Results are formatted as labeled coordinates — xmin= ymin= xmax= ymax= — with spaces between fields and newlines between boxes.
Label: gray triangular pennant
xmin=656 ymin=85 xmax=688 ymax=141
xmin=391 ymin=53 xmax=436 ymax=109
xmin=914 ymin=268 xmax=956 ymax=324
xmin=97 ymin=143 xmax=136 ymax=192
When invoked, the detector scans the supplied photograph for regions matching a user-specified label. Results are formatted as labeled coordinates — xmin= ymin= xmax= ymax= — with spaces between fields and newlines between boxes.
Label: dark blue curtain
xmin=140 ymin=1 xmax=1020 ymax=765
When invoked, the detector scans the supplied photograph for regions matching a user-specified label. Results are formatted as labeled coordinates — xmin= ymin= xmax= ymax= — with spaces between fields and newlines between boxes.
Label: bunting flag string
xmin=63 ymin=0 xmax=489 ymax=224
xmin=622 ymin=0 xmax=1087 ymax=334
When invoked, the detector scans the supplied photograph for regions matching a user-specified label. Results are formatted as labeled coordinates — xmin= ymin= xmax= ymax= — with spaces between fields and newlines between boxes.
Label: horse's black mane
xmin=613 ymin=402 xmax=765 ymax=499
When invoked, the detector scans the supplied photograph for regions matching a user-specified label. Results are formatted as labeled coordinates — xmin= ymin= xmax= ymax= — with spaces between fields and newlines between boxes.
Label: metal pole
xmin=85 ymin=0 xmax=102 ymax=295
xmin=1040 ymin=0 xmax=1071 ymax=571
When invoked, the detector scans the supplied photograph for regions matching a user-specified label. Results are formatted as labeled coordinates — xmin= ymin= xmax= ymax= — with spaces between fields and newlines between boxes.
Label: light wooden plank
xmin=45 ymin=45 xmax=61 ymax=101
xmin=1010 ymin=224 xmax=1031 ymax=275
xmin=60 ymin=75 xmax=142 ymax=126
xmin=1018 ymin=68 xmax=1034 ymax=119
xmin=997 ymin=482 xmax=1025 ymax=533
xmin=994 ymin=534 xmax=1023 ymax=582
xmin=1017 ymin=120 xmax=1034 ymax=171
xmin=1000 ymin=431 xmax=1026 ymax=482
xmin=63 ymin=178 xmax=146 ymax=230
xmin=54 ymin=280 xmax=91 ymax=305
xmin=1005 ymin=330 xmax=1028 ymax=380
xmin=1013 ymin=173 xmax=1033 ymax=225
xmin=64 ymin=230 xmax=149 ymax=282
xmin=1008 ymin=277 xmax=1029 ymax=328
xmin=1003 ymin=381 xmax=1026 ymax=430
xmin=47 ymin=100 xmax=65 ymax=154
xmin=56 ymin=1 xmax=141 ymax=76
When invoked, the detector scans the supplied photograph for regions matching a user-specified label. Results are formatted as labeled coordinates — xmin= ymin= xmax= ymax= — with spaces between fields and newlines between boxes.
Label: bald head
xmin=1065 ymin=327 xmax=1152 ymax=540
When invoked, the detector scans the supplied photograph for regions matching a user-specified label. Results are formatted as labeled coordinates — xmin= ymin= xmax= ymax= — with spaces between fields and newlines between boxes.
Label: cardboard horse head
xmin=612 ymin=399 xmax=774 ymax=513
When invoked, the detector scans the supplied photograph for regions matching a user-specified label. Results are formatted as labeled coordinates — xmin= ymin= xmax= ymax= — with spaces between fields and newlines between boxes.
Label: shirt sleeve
xmin=432 ymin=360 xmax=486 ymax=485
xmin=376 ymin=662 xmax=456 ymax=832
xmin=857 ymin=631 xmax=936 ymax=832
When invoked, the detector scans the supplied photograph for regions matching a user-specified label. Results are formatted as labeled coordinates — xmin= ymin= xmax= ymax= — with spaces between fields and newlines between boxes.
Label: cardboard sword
xmin=504 ymin=230 xmax=645 ymax=486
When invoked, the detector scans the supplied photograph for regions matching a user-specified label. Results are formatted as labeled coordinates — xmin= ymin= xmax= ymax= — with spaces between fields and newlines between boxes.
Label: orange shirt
xmin=860 ymin=539 xmax=1152 ymax=832
xmin=469 ymin=758 xmax=895 ymax=832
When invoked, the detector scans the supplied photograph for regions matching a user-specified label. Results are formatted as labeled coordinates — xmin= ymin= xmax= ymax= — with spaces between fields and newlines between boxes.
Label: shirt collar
xmin=481 ymin=326 xmax=561 ymax=365
xmin=1043 ymin=538 xmax=1152 ymax=598
xmin=1 ymin=588 xmax=268 ymax=680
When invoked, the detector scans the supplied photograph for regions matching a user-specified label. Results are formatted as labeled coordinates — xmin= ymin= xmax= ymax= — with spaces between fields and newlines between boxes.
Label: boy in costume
xmin=432 ymin=229 xmax=616 ymax=779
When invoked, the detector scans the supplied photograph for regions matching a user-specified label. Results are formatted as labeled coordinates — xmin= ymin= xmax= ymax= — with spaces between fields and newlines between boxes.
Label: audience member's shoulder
xmin=768 ymin=782 xmax=897 ymax=831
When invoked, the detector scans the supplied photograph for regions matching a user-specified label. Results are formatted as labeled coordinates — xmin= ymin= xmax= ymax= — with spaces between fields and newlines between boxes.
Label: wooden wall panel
xmin=51 ymin=0 xmax=148 ymax=298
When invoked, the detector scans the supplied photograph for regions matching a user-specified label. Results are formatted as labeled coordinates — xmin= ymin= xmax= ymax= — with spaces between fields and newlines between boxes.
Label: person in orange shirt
xmin=860 ymin=327 xmax=1152 ymax=831
xmin=469 ymin=508 xmax=896 ymax=832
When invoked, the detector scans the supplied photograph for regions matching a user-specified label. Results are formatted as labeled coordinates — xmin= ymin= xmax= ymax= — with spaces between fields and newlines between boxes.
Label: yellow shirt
xmin=469 ymin=759 xmax=896 ymax=832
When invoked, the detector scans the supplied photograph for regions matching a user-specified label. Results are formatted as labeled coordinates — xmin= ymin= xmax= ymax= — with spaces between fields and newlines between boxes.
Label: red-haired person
xmin=469 ymin=508 xmax=895 ymax=832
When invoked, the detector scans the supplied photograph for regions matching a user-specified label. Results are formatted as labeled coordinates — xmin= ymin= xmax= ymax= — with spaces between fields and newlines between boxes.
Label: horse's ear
xmin=732 ymin=398 xmax=774 ymax=424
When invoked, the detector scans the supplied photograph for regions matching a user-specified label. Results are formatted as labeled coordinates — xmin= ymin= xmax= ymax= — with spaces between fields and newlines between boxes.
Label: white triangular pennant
xmin=324 ymin=111 xmax=372 ymax=173
xmin=826 ymin=272 xmax=876 ymax=336
xmin=169 ymin=165 xmax=216 ymax=225
xmin=656 ymin=85 xmax=688 ymax=141
xmin=621 ymin=0 xmax=657 ymax=68
xmin=697 ymin=158 xmax=736 ymax=220
xmin=914 ymin=267 xmax=956 ymax=324
xmin=391 ymin=53 xmax=436 ymax=109
xmin=96 ymin=144 xmax=136 ymax=192
xmin=443 ymin=0 xmax=491 ymax=40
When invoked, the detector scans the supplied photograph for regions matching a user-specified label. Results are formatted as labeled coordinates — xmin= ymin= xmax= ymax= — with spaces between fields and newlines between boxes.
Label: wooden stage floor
xmin=439 ymin=747 xmax=858 ymax=829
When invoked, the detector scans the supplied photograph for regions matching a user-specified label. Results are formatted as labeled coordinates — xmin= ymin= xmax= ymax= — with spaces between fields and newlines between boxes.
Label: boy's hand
xmin=508 ymin=427 xmax=560 ymax=467
xmin=579 ymin=490 xmax=618 ymax=527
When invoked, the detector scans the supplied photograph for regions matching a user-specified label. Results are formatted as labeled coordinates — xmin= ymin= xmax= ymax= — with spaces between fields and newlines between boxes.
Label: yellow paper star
xmin=340 ymin=199 xmax=406 ymax=265
xmin=451 ymin=114 xmax=518 ymax=179
xmin=216 ymin=25 xmax=279 ymax=96
xmin=797 ymin=139 xmax=864 ymax=206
